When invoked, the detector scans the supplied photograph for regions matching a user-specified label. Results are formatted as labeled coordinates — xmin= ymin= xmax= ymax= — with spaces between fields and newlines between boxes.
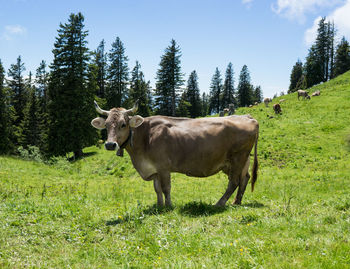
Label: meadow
xmin=1 ymin=71 xmax=350 ymax=268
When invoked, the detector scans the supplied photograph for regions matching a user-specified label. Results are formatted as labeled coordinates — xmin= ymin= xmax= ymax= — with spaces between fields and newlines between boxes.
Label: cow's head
xmin=91 ymin=101 xmax=144 ymax=155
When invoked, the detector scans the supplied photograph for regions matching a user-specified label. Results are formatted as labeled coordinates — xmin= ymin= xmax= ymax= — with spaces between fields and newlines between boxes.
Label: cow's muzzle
xmin=105 ymin=142 xmax=117 ymax=151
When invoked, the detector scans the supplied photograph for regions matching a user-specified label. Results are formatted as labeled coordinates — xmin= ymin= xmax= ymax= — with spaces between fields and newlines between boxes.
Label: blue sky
xmin=1 ymin=0 xmax=350 ymax=98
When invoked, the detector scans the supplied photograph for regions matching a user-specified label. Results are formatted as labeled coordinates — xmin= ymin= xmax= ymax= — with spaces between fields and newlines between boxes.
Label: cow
xmin=91 ymin=101 xmax=259 ymax=207
xmin=279 ymin=99 xmax=286 ymax=103
xmin=264 ymin=97 xmax=272 ymax=107
xmin=312 ymin=90 xmax=320 ymax=97
xmin=297 ymin=90 xmax=310 ymax=100
xmin=273 ymin=103 xmax=282 ymax=114
xmin=228 ymin=104 xmax=235 ymax=115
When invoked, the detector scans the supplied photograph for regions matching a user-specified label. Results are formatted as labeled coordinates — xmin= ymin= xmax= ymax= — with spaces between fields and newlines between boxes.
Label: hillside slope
xmin=0 ymin=71 xmax=350 ymax=268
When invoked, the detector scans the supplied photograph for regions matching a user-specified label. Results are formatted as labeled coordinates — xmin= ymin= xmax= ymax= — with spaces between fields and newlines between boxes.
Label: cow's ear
xmin=129 ymin=115 xmax=144 ymax=128
xmin=91 ymin=117 xmax=106 ymax=130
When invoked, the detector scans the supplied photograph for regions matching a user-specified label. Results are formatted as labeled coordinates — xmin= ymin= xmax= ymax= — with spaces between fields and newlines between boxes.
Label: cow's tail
xmin=251 ymin=129 xmax=259 ymax=192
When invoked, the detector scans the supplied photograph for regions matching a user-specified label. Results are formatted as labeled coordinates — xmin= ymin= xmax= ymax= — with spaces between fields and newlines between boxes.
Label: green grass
xmin=1 ymin=71 xmax=350 ymax=268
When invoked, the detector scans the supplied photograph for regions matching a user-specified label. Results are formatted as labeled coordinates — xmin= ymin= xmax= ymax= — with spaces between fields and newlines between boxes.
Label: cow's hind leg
xmin=215 ymin=168 xmax=241 ymax=207
xmin=234 ymin=158 xmax=251 ymax=205
xmin=159 ymin=171 xmax=172 ymax=207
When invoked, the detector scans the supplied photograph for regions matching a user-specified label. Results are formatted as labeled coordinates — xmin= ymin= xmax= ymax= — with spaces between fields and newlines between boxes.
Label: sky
xmin=1 ymin=0 xmax=350 ymax=98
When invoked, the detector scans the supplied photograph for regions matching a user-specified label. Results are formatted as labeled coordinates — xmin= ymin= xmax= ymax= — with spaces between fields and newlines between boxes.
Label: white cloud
xmin=272 ymin=0 xmax=344 ymax=23
xmin=304 ymin=0 xmax=350 ymax=45
xmin=242 ymin=0 xmax=253 ymax=9
xmin=2 ymin=24 xmax=26 ymax=40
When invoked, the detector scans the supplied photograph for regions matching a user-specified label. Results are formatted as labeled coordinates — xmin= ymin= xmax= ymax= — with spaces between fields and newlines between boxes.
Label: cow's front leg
xmin=160 ymin=171 xmax=172 ymax=207
xmin=153 ymin=176 xmax=164 ymax=207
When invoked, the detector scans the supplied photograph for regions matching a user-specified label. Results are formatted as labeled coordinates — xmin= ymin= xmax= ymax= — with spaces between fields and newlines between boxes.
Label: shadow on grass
xmin=105 ymin=204 xmax=174 ymax=226
xmin=179 ymin=201 xmax=227 ymax=217
xmin=69 ymin=151 xmax=97 ymax=162
xmin=243 ymin=200 xmax=265 ymax=208
xmin=179 ymin=200 xmax=266 ymax=217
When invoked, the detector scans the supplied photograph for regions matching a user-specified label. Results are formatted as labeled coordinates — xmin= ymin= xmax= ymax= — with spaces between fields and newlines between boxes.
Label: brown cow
xmin=91 ymin=101 xmax=259 ymax=207
xmin=297 ymin=90 xmax=310 ymax=100
xmin=312 ymin=90 xmax=320 ymax=96
xmin=273 ymin=103 xmax=282 ymax=114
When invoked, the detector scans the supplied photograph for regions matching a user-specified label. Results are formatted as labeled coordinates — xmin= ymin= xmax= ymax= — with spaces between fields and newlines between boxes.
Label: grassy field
xmin=1 ymin=71 xmax=350 ymax=268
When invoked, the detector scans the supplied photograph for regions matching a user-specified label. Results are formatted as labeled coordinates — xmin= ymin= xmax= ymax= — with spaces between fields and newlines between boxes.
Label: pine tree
xmin=253 ymin=86 xmax=263 ymax=103
xmin=48 ymin=12 xmax=96 ymax=158
xmin=209 ymin=68 xmax=222 ymax=114
xmin=7 ymin=56 xmax=28 ymax=128
xmin=201 ymin=92 xmax=209 ymax=116
xmin=334 ymin=37 xmax=350 ymax=77
xmin=95 ymin=39 xmax=107 ymax=98
xmin=237 ymin=65 xmax=253 ymax=107
xmin=106 ymin=37 xmax=129 ymax=108
xmin=289 ymin=60 xmax=303 ymax=93
xmin=0 ymin=59 xmax=11 ymax=153
xmin=36 ymin=60 xmax=49 ymax=112
xmin=221 ymin=63 xmax=236 ymax=109
xmin=35 ymin=60 xmax=49 ymax=151
xmin=305 ymin=45 xmax=323 ymax=88
xmin=185 ymin=70 xmax=201 ymax=118
xmin=129 ymin=61 xmax=151 ymax=117
xmin=155 ymin=39 xmax=184 ymax=116
xmin=176 ymin=91 xmax=191 ymax=117
xmin=19 ymin=74 xmax=40 ymax=148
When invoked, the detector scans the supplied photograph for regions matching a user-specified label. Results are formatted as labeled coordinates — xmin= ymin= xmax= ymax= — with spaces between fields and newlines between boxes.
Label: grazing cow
xmin=228 ymin=104 xmax=235 ymax=115
xmin=254 ymin=102 xmax=258 ymax=105
xmin=312 ymin=90 xmax=320 ymax=97
xmin=273 ymin=103 xmax=282 ymax=114
xmin=264 ymin=97 xmax=272 ymax=107
xmin=91 ymin=101 xmax=259 ymax=207
xmin=297 ymin=90 xmax=310 ymax=100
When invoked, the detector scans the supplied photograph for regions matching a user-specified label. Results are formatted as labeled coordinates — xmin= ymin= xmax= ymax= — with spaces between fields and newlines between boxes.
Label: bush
xmin=17 ymin=145 xmax=43 ymax=162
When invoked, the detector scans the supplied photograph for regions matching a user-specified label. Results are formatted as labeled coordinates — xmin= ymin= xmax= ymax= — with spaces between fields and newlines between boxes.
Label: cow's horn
xmin=94 ymin=100 xmax=109 ymax=116
xmin=126 ymin=100 xmax=139 ymax=115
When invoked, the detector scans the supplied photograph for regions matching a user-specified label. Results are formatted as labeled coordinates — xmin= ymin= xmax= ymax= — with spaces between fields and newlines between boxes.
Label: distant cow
xmin=219 ymin=108 xmax=229 ymax=117
xmin=228 ymin=104 xmax=235 ymax=115
xmin=264 ymin=97 xmax=272 ymax=107
xmin=279 ymin=99 xmax=286 ymax=103
xmin=273 ymin=103 xmax=282 ymax=114
xmin=312 ymin=90 xmax=320 ymax=97
xmin=297 ymin=90 xmax=310 ymax=100
xmin=91 ymin=101 xmax=259 ymax=207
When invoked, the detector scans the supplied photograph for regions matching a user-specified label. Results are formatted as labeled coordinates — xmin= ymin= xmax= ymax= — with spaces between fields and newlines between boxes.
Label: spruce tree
xmin=185 ymin=70 xmax=201 ymax=118
xmin=201 ymin=92 xmax=209 ymax=116
xmin=95 ymin=39 xmax=107 ymax=98
xmin=19 ymin=74 xmax=40 ymax=148
xmin=334 ymin=37 xmax=350 ymax=77
xmin=222 ymin=63 xmax=236 ymax=109
xmin=106 ymin=37 xmax=129 ymax=108
xmin=289 ymin=60 xmax=303 ymax=93
xmin=209 ymin=68 xmax=222 ymax=114
xmin=305 ymin=45 xmax=323 ymax=88
xmin=35 ymin=60 xmax=49 ymax=151
xmin=48 ymin=12 xmax=96 ymax=158
xmin=253 ymin=86 xmax=263 ymax=103
xmin=7 ymin=56 xmax=27 ymax=128
xmin=0 ymin=59 xmax=11 ymax=153
xmin=237 ymin=65 xmax=253 ymax=107
xmin=155 ymin=39 xmax=184 ymax=116
xmin=176 ymin=91 xmax=191 ymax=117
xmin=129 ymin=61 xmax=151 ymax=117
